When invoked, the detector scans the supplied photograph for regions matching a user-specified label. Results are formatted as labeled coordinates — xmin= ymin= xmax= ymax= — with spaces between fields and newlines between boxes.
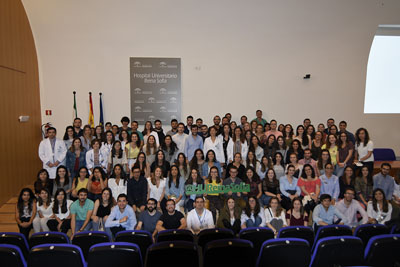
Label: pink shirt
xmin=265 ymin=130 xmax=283 ymax=139
xmin=298 ymin=158 xmax=318 ymax=174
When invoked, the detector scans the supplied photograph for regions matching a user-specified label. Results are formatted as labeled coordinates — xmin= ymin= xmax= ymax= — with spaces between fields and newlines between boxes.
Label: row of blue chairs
xmin=0 ymin=234 xmax=399 ymax=267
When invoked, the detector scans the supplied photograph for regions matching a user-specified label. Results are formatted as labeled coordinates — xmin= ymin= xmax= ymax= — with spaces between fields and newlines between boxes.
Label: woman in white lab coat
xmin=38 ymin=127 xmax=67 ymax=179
xmin=203 ymin=126 xmax=225 ymax=166
xmin=227 ymin=127 xmax=248 ymax=163
xmin=86 ymin=139 xmax=108 ymax=174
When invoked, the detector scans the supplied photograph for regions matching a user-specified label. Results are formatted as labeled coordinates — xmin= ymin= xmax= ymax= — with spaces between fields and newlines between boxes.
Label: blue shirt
xmin=105 ymin=205 xmax=137 ymax=230
xmin=184 ymin=134 xmax=204 ymax=161
xmin=313 ymin=204 xmax=347 ymax=225
xmin=165 ymin=177 xmax=185 ymax=198
xmin=279 ymin=176 xmax=301 ymax=197
xmin=373 ymin=173 xmax=395 ymax=200
xmin=320 ymin=174 xmax=340 ymax=200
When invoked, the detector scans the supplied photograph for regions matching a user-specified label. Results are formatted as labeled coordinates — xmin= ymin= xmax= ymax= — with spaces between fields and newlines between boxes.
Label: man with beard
xmin=154 ymin=120 xmax=166 ymax=144
xmin=136 ymin=198 xmax=162 ymax=237
xmin=156 ymin=199 xmax=186 ymax=231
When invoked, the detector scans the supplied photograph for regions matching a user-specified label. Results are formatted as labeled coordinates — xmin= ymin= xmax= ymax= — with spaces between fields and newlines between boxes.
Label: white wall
xmin=23 ymin=0 xmax=400 ymax=153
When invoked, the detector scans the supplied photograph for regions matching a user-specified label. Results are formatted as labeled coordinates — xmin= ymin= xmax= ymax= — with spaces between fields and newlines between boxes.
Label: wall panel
xmin=0 ymin=0 xmax=41 ymax=205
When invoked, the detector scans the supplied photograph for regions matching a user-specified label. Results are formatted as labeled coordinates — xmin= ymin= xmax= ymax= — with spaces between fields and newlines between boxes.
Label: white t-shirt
xmin=37 ymin=201 xmax=54 ymax=218
xmin=54 ymin=200 xmax=73 ymax=220
xmin=186 ymin=208 xmax=215 ymax=233
xmin=265 ymin=208 xmax=287 ymax=226
xmin=147 ymin=177 xmax=166 ymax=201
xmin=108 ymin=178 xmax=128 ymax=201
xmin=355 ymin=140 xmax=374 ymax=162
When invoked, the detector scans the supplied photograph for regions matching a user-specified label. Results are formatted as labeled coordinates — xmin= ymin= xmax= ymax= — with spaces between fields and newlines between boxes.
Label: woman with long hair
xmin=265 ymin=196 xmax=287 ymax=235
xmin=34 ymin=169 xmax=52 ymax=197
xmin=53 ymin=165 xmax=72 ymax=199
xmin=321 ymin=134 xmax=338 ymax=169
xmin=86 ymin=139 xmax=107 ymax=174
xmin=286 ymin=197 xmax=308 ymax=226
xmin=317 ymin=149 xmax=332 ymax=176
xmin=249 ymin=135 xmax=264 ymax=162
xmin=257 ymin=156 xmax=271 ymax=179
xmin=92 ymin=188 xmax=114 ymax=235
xmin=217 ymin=197 xmax=242 ymax=234
xmin=221 ymin=124 xmax=232 ymax=165
xmin=338 ymin=166 xmax=355 ymax=199
xmin=63 ymin=126 xmax=75 ymax=149
xmin=108 ymin=164 xmax=127 ymax=202
xmin=189 ymin=148 xmax=205 ymax=177
xmin=15 ymin=188 xmax=36 ymax=239
xmin=107 ymin=140 xmax=128 ymax=174
xmin=295 ymin=125 xmax=311 ymax=150
xmin=336 ymin=132 xmax=354 ymax=177
xmin=283 ymin=124 xmax=294 ymax=147
xmin=261 ymin=168 xmax=281 ymax=207
xmin=119 ymin=129 xmax=130 ymax=150
xmin=132 ymin=152 xmax=150 ymax=178
xmin=33 ymin=188 xmax=53 ymax=233
xmin=142 ymin=134 xmax=158 ymax=166
xmin=184 ymin=168 xmax=204 ymax=212
xmin=243 ymin=167 xmax=262 ymax=200
xmin=311 ymin=131 xmax=324 ymax=160
xmin=94 ymin=125 xmax=106 ymax=143
xmin=354 ymin=128 xmax=374 ymax=174
xmin=244 ymin=150 xmax=260 ymax=171
xmin=142 ymin=120 xmax=160 ymax=145
xmin=279 ymin=165 xmax=301 ymax=210
xmin=202 ymin=149 xmax=222 ymax=179
xmin=87 ymin=167 xmax=108 ymax=201
xmin=160 ymin=135 xmax=179 ymax=165
xmin=276 ymin=136 xmax=287 ymax=164
xmin=148 ymin=166 xmax=166 ymax=211
xmin=101 ymin=130 xmax=115 ymax=158
xmin=226 ymin=152 xmax=246 ymax=180
xmin=80 ymin=125 xmax=94 ymax=151
xmin=367 ymin=188 xmax=392 ymax=224
xmin=165 ymin=165 xmax=185 ymax=211
xmin=297 ymin=164 xmax=320 ymax=212
xmin=205 ymin=166 xmax=223 ymax=223
xmin=227 ymin=127 xmax=248 ymax=163
xmin=47 ymin=188 xmax=73 ymax=233
xmin=66 ymin=137 xmax=87 ymax=179
xmin=355 ymin=166 xmax=373 ymax=208
xmin=272 ymin=152 xmax=285 ymax=179
xmin=71 ymin=167 xmax=89 ymax=199
xmin=241 ymin=196 xmax=265 ymax=228
xmin=175 ymin=153 xmax=190 ymax=180
xmin=203 ymin=126 xmax=225 ymax=166
xmin=150 ymin=150 xmax=170 ymax=178
xmin=264 ymin=134 xmax=278 ymax=159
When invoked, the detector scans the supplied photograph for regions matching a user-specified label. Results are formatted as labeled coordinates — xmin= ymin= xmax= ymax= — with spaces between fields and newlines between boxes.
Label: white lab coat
xmin=203 ymin=136 xmax=225 ymax=164
xmin=227 ymin=139 xmax=248 ymax=162
xmin=86 ymin=149 xmax=108 ymax=173
xmin=38 ymin=138 xmax=67 ymax=178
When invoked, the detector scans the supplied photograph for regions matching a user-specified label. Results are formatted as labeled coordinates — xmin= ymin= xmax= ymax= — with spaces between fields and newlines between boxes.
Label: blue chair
xmin=354 ymin=224 xmax=389 ymax=248
xmin=391 ymin=225 xmax=400 ymax=234
xmin=373 ymin=148 xmax=396 ymax=161
xmin=29 ymin=231 xmax=70 ymax=248
xmin=313 ymin=225 xmax=352 ymax=251
xmin=156 ymin=229 xmax=194 ymax=243
xmin=278 ymin=226 xmax=315 ymax=248
xmin=88 ymin=242 xmax=142 ymax=267
xmin=28 ymin=244 xmax=86 ymax=267
xmin=204 ymin=239 xmax=253 ymax=267
xmin=256 ymin=238 xmax=310 ymax=267
xmin=310 ymin=236 xmax=364 ymax=267
xmin=145 ymin=241 xmax=199 ymax=267
xmin=0 ymin=232 xmax=29 ymax=260
xmin=239 ymin=227 xmax=274 ymax=256
xmin=197 ymin=228 xmax=234 ymax=249
xmin=0 ymin=244 xmax=26 ymax=267
xmin=115 ymin=230 xmax=153 ymax=260
xmin=364 ymin=234 xmax=400 ymax=267
xmin=72 ymin=231 xmax=111 ymax=260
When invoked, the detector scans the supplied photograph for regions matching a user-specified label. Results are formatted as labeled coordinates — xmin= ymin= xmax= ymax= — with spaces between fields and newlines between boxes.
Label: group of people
xmin=15 ymin=110 xmax=399 ymax=240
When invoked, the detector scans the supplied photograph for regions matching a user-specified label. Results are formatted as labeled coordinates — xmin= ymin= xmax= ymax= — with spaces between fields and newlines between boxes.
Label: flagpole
xmin=99 ymin=92 xmax=104 ymax=127
xmin=73 ymin=91 xmax=77 ymax=118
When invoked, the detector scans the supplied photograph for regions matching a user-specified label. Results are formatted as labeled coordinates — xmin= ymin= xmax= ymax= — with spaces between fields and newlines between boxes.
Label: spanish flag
xmin=88 ymin=92 xmax=94 ymax=128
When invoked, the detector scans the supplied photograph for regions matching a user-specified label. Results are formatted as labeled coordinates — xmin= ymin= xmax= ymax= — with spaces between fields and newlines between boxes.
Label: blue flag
xmin=99 ymin=93 xmax=104 ymax=126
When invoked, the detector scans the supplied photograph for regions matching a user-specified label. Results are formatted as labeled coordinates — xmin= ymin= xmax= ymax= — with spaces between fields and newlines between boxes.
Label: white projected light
xmin=364 ymin=31 xmax=400 ymax=113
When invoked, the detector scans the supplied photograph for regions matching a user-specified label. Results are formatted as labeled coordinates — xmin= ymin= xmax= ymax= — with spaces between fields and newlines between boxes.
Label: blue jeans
xmin=75 ymin=220 xmax=92 ymax=232
xmin=246 ymin=216 xmax=262 ymax=228
xmin=260 ymin=195 xmax=272 ymax=207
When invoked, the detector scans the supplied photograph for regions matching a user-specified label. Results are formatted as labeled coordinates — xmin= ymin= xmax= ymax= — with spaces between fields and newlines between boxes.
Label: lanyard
xmin=196 ymin=209 xmax=206 ymax=228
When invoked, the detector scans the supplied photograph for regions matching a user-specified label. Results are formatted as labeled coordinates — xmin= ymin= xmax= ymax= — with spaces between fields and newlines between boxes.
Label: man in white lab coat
xmin=38 ymin=127 xmax=67 ymax=180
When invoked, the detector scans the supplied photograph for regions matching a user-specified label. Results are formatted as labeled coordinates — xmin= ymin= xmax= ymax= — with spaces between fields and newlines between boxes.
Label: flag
xmin=73 ymin=91 xmax=77 ymax=118
xmin=99 ymin=92 xmax=104 ymax=126
xmin=88 ymin=92 xmax=94 ymax=128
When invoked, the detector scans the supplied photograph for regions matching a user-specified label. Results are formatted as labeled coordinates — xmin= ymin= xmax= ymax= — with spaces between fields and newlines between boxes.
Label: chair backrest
xmin=197 ymin=228 xmax=234 ymax=249
xmin=373 ymin=148 xmax=396 ymax=161
xmin=354 ymin=224 xmax=389 ymax=248
xmin=29 ymin=231 xmax=70 ymax=248
xmin=365 ymin=234 xmax=400 ymax=267
xmin=238 ymin=227 xmax=274 ymax=256
xmin=391 ymin=225 xmax=400 ymax=234
xmin=145 ymin=241 xmax=199 ymax=267
xmin=115 ymin=230 xmax=153 ymax=260
xmin=313 ymin=225 xmax=352 ymax=251
xmin=72 ymin=231 xmax=111 ymax=260
xmin=156 ymin=229 xmax=194 ymax=243
xmin=0 ymin=232 xmax=29 ymax=260
xmin=88 ymin=242 xmax=142 ymax=267
xmin=278 ymin=226 xmax=315 ymax=248
xmin=0 ymin=244 xmax=27 ymax=267
xmin=28 ymin=244 xmax=85 ymax=267
xmin=310 ymin=236 xmax=364 ymax=267
xmin=256 ymin=238 xmax=310 ymax=267
xmin=204 ymin=239 xmax=254 ymax=267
